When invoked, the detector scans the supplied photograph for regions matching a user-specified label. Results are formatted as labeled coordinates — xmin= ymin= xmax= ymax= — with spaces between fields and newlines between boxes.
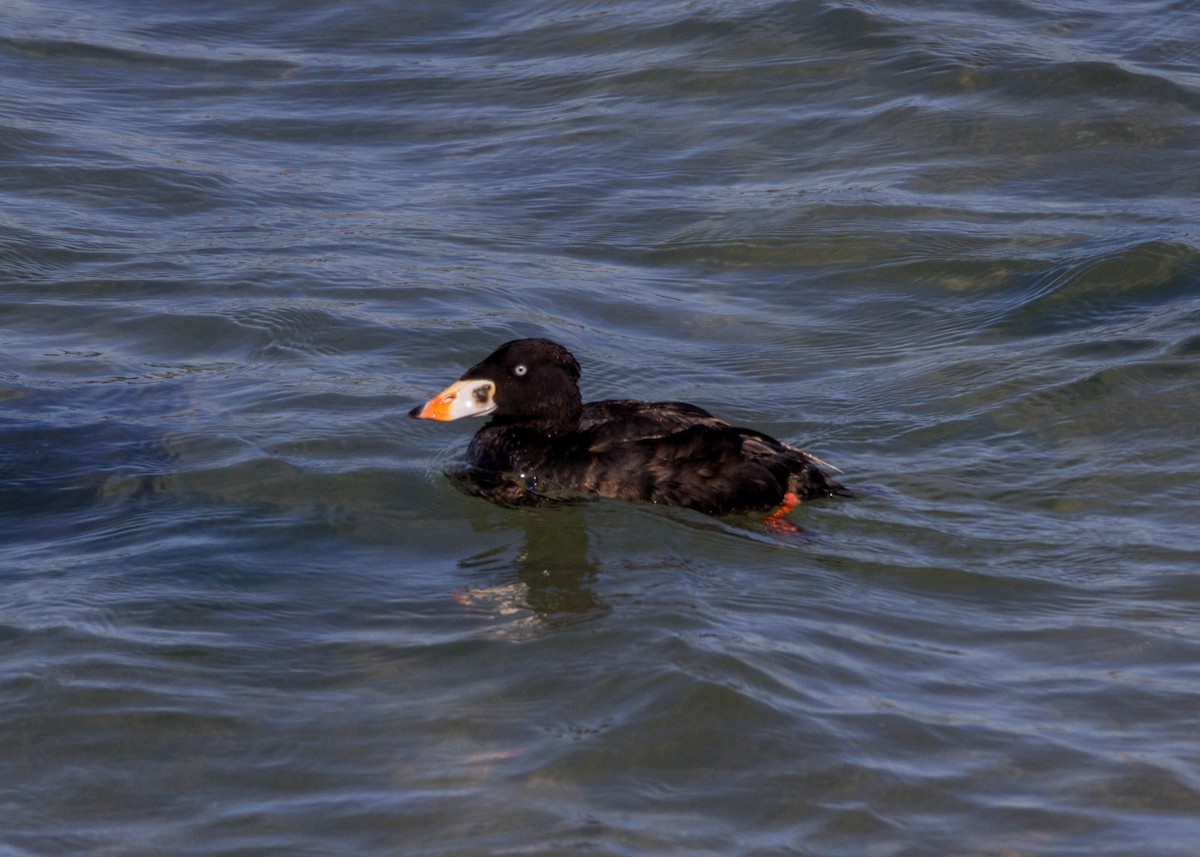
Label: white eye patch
xmin=514 ymin=364 xmax=527 ymax=376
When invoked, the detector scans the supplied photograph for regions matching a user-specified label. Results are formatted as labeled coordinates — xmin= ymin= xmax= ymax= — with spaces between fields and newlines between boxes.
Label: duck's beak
xmin=409 ymin=379 xmax=497 ymax=421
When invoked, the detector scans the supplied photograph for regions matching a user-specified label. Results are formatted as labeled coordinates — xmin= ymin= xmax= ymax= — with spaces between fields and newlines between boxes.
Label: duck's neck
xmin=491 ymin=390 xmax=582 ymax=437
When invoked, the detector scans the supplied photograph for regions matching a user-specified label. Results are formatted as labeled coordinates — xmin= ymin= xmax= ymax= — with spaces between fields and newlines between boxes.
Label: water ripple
xmin=4 ymin=0 xmax=1200 ymax=854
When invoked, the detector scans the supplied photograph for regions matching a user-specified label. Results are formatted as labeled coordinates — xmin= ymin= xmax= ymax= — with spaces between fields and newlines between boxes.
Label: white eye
xmin=513 ymin=364 xmax=527 ymax=377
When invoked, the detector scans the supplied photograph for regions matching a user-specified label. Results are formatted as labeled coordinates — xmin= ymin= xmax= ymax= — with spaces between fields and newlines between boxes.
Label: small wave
xmin=992 ymin=240 xmax=1200 ymax=336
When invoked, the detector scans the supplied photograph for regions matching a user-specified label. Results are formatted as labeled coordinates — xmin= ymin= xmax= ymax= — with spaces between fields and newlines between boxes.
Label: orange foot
xmin=763 ymin=491 xmax=802 ymax=533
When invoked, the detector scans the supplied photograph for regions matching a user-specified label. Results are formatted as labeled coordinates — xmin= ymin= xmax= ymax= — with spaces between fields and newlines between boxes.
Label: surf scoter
xmin=409 ymin=338 xmax=846 ymax=517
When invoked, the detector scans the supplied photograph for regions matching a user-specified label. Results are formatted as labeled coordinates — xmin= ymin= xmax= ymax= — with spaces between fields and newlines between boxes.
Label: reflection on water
xmin=457 ymin=504 xmax=609 ymax=623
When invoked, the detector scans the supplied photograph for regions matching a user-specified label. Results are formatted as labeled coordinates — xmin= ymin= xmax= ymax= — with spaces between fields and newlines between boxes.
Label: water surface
xmin=3 ymin=1 xmax=1200 ymax=854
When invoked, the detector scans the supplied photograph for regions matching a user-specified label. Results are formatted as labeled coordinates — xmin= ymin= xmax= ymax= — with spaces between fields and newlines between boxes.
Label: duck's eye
xmin=513 ymin=364 xmax=527 ymax=377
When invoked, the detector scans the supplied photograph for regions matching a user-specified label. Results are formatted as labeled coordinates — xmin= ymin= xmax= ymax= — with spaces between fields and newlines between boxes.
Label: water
xmin=3 ymin=0 xmax=1200 ymax=854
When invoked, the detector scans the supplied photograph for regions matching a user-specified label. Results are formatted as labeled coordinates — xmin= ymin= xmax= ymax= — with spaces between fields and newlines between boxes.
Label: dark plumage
xmin=410 ymin=338 xmax=847 ymax=515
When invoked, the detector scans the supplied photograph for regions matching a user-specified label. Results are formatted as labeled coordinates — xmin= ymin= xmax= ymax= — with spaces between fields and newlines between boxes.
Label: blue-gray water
xmin=3 ymin=1 xmax=1200 ymax=854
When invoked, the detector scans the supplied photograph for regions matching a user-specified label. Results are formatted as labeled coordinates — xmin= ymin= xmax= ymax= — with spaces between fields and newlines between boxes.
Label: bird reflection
xmin=455 ymin=501 xmax=609 ymax=623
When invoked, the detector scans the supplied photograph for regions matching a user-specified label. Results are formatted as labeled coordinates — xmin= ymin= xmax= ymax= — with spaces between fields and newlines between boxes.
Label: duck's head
xmin=409 ymin=338 xmax=583 ymax=433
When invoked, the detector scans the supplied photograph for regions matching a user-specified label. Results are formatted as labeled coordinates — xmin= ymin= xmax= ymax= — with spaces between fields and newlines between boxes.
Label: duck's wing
xmin=582 ymin=402 xmax=837 ymax=470
xmin=734 ymin=427 xmax=844 ymax=474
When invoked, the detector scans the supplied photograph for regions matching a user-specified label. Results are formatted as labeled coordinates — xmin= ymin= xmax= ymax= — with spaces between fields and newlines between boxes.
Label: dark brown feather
xmin=426 ymin=339 xmax=847 ymax=514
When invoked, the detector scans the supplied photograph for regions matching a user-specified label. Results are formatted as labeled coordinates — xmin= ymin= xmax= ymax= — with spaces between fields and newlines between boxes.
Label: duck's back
xmin=578 ymin=399 xmax=726 ymax=442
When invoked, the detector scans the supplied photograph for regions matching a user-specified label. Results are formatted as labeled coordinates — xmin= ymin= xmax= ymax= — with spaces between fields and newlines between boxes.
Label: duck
xmin=409 ymin=338 xmax=847 ymax=517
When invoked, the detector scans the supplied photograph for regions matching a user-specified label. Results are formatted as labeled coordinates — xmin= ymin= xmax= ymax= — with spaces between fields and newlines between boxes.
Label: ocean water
xmin=3 ymin=1 xmax=1200 ymax=854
